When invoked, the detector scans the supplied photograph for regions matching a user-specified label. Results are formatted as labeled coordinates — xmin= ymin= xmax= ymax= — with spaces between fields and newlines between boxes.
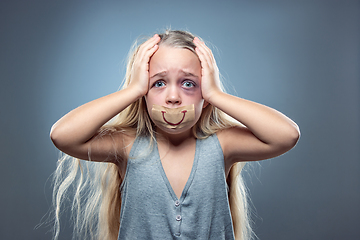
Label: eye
xmin=153 ymin=80 xmax=165 ymax=88
xmin=182 ymin=80 xmax=196 ymax=88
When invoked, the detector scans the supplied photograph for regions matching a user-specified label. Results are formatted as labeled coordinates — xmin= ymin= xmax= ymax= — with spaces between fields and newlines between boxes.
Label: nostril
xmin=165 ymin=91 xmax=182 ymax=105
xmin=167 ymin=100 xmax=180 ymax=104
xmin=166 ymin=97 xmax=181 ymax=104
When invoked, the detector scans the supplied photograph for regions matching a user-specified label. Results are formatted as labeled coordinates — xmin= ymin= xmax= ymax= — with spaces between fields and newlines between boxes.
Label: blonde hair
xmin=51 ymin=29 xmax=253 ymax=240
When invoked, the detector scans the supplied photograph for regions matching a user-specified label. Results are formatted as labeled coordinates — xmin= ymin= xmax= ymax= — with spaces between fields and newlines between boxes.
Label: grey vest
xmin=118 ymin=134 xmax=235 ymax=240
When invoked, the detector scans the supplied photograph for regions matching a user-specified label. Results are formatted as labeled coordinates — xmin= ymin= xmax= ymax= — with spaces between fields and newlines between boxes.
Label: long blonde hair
xmin=52 ymin=29 xmax=253 ymax=240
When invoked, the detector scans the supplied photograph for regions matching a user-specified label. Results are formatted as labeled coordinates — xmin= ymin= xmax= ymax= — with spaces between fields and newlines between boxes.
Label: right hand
xmin=128 ymin=34 xmax=161 ymax=97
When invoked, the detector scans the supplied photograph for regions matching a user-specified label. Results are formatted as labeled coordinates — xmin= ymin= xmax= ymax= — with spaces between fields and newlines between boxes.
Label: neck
xmin=156 ymin=127 xmax=195 ymax=147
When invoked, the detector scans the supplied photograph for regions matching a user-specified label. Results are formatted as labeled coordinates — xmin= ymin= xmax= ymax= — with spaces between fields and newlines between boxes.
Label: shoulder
xmin=121 ymin=130 xmax=138 ymax=157
xmin=198 ymin=133 xmax=222 ymax=151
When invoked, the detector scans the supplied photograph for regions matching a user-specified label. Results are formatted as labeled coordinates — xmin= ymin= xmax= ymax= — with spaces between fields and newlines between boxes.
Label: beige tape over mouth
xmin=151 ymin=104 xmax=195 ymax=129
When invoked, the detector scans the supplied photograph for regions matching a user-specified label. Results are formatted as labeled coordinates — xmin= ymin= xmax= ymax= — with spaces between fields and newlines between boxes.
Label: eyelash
xmin=152 ymin=80 xmax=196 ymax=88
xmin=182 ymin=80 xmax=196 ymax=88
xmin=153 ymin=81 xmax=165 ymax=88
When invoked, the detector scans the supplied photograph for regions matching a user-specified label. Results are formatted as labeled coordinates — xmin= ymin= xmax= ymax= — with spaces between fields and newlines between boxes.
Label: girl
xmin=50 ymin=30 xmax=300 ymax=240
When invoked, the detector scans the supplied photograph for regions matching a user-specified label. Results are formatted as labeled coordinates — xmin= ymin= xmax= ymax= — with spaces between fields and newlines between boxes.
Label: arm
xmin=193 ymin=37 xmax=300 ymax=163
xmin=50 ymin=35 xmax=161 ymax=162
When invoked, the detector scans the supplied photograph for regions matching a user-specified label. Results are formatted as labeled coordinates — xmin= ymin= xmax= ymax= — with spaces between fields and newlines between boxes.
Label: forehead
xmin=149 ymin=46 xmax=200 ymax=74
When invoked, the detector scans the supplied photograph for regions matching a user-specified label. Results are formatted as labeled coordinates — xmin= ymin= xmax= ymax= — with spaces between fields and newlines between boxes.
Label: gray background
xmin=1 ymin=0 xmax=359 ymax=239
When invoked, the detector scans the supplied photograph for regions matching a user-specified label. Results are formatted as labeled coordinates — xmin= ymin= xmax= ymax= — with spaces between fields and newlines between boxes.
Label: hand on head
xmin=193 ymin=37 xmax=222 ymax=102
xmin=128 ymin=34 xmax=161 ymax=97
xmin=128 ymin=33 xmax=223 ymax=103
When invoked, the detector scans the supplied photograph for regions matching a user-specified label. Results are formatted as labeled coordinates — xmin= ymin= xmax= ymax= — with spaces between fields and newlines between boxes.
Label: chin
xmin=155 ymin=124 xmax=193 ymax=136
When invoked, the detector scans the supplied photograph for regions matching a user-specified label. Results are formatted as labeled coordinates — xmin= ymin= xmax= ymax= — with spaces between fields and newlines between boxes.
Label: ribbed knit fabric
xmin=117 ymin=134 xmax=235 ymax=240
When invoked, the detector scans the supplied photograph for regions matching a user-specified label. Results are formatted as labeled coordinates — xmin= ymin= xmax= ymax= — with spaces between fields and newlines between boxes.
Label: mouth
xmin=161 ymin=110 xmax=187 ymax=126
xmin=151 ymin=104 xmax=195 ymax=129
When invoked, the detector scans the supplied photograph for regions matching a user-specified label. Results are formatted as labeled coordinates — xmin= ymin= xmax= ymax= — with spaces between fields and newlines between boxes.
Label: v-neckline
xmin=155 ymin=138 xmax=200 ymax=201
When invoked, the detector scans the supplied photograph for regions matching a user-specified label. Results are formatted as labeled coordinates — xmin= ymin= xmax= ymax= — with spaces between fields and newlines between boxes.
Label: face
xmin=146 ymin=45 xmax=205 ymax=135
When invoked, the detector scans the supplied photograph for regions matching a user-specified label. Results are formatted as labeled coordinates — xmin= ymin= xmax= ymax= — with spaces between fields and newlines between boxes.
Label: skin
xmin=146 ymin=46 xmax=206 ymax=138
xmin=50 ymin=34 xmax=300 ymax=198
xmin=145 ymin=46 xmax=207 ymax=197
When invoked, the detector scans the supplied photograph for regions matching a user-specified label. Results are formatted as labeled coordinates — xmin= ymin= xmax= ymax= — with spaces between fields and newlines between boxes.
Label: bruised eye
xmin=153 ymin=81 xmax=165 ymax=88
xmin=182 ymin=81 xmax=196 ymax=88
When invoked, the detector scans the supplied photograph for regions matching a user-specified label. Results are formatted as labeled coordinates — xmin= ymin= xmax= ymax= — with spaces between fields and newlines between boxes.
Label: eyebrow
xmin=181 ymin=70 xmax=199 ymax=79
xmin=150 ymin=70 xmax=199 ymax=79
xmin=150 ymin=71 xmax=167 ymax=79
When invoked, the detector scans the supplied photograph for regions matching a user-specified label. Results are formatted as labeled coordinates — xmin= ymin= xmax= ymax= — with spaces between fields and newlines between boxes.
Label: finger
xmin=144 ymin=35 xmax=161 ymax=49
xmin=194 ymin=38 xmax=216 ymax=67
xmin=195 ymin=46 xmax=209 ymax=70
xmin=138 ymin=35 xmax=161 ymax=56
xmin=194 ymin=37 xmax=212 ymax=56
xmin=195 ymin=44 xmax=213 ymax=73
xmin=193 ymin=38 xmax=213 ymax=67
xmin=134 ymin=35 xmax=160 ymax=67
xmin=143 ymin=44 xmax=159 ymax=66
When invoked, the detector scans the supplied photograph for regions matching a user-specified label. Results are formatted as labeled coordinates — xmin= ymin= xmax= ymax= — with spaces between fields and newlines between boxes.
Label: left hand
xmin=193 ymin=37 xmax=222 ymax=102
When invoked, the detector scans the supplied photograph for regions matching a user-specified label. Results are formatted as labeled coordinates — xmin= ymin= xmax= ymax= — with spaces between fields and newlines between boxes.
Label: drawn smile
xmin=161 ymin=110 xmax=187 ymax=126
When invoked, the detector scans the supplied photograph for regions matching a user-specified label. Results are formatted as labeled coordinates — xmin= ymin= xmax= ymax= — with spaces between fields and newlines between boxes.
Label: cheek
xmin=144 ymin=94 xmax=161 ymax=120
xmin=194 ymin=101 xmax=205 ymax=117
xmin=146 ymin=92 xmax=162 ymax=107
xmin=144 ymin=96 xmax=152 ymax=116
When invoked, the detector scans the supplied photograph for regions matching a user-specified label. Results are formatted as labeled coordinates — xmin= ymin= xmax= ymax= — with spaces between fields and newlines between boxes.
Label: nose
xmin=165 ymin=86 xmax=181 ymax=105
